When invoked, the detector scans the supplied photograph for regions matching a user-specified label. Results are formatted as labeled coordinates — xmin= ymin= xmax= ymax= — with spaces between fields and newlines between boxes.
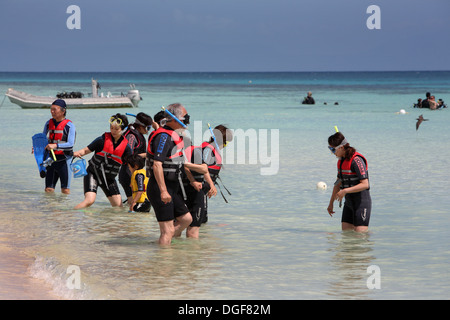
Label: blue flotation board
xmin=32 ymin=133 xmax=49 ymax=178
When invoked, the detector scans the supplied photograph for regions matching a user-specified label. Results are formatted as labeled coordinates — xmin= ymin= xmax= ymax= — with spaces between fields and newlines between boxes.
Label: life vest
xmin=337 ymin=152 xmax=369 ymax=189
xmin=201 ymin=141 xmax=222 ymax=182
xmin=131 ymin=168 xmax=149 ymax=203
xmin=123 ymin=125 xmax=143 ymax=153
xmin=47 ymin=119 xmax=72 ymax=155
xmin=89 ymin=132 xmax=128 ymax=179
xmin=146 ymin=127 xmax=184 ymax=181
xmin=184 ymin=145 xmax=204 ymax=182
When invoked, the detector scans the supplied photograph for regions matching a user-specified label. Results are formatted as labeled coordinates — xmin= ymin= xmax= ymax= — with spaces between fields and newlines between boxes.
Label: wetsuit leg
xmin=147 ymin=178 xmax=185 ymax=222
xmin=341 ymin=192 xmax=372 ymax=227
xmin=118 ymin=166 xmax=132 ymax=198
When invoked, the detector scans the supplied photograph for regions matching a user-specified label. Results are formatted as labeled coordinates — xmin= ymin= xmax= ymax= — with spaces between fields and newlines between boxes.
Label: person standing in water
xmin=327 ymin=132 xmax=371 ymax=233
xmin=119 ymin=112 xmax=155 ymax=205
xmin=42 ymin=99 xmax=76 ymax=194
xmin=73 ymin=114 xmax=132 ymax=209
xmin=146 ymin=103 xmax=193 ymax=245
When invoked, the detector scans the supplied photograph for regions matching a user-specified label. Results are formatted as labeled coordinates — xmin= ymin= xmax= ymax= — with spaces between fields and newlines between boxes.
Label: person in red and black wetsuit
xmin=327 ymin=132 xmax=372 ymax=233
xmin=146 ymin=103 xmax=193 ymax=245
xmin=73 ymin=114 xmax=132 ymax=209
xmin=43 ymin=99 xmax=76 ymax=194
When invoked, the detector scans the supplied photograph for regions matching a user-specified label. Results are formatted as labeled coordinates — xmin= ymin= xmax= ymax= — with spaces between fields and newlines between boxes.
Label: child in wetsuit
xmin=127 ymin=153 xmax=151 ymax=213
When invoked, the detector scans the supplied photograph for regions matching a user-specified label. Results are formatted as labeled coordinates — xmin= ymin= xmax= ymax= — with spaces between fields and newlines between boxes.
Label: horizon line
xmin=1 ymin=69 xmax=449 ymax=73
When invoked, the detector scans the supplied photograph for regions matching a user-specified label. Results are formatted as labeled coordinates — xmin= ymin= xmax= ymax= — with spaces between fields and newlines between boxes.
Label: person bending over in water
xmin=327 ymin=132 xmax=371 ymax=233
xmin=73 ymin=114 xmax=132 ymax=209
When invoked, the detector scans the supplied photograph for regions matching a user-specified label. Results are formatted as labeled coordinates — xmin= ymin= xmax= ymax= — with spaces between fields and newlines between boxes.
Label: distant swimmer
xmin=302 ymin=91 xmax=315 ymax=105
xmin=416 ymin=114 xmax=428 ymax=131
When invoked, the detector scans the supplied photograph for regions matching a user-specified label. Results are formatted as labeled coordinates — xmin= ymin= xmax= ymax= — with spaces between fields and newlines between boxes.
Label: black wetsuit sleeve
xmin=122 ymin=145 xmax=133 ymax=164
xmin=87 ymin=136 xmax=104 ymax=153
xmin=351 ymin=156 xmax=369 ymax=180
xmin=152 ymin=133 xmax=173 ymax=162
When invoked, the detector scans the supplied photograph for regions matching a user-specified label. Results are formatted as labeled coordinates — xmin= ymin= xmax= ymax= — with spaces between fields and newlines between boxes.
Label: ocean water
xmin=0 ymin=71 xmax=449 ymax=300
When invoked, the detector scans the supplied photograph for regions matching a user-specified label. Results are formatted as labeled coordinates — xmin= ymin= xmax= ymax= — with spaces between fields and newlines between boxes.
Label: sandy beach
xmin=0 ymin=234 xmax=60 ymax=300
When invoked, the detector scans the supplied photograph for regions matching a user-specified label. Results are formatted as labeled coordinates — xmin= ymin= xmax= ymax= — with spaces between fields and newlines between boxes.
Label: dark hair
xmin=328 ymin=132 xmax=355 ymax=161
xmin=111 ymin=113 xmax=129 ymax=130
xmin=134 ymin=112 xmax=153 ymax=129
xmin=153 ymin=110 xmax=166 ymax=125
xmin=127 ymin=153 xmax=145 ymax=170
xmin=209 ymin=124 xmax=233 ymax=146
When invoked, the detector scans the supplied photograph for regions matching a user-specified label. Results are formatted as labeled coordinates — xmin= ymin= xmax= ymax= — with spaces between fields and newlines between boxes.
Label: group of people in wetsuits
xmin=42 ymin=99 xmax=372 ymax=241
xmin=413 ymin=92 xmax=447 ymax=110
xmin=40 ymin=100 xmax=233 ymax=245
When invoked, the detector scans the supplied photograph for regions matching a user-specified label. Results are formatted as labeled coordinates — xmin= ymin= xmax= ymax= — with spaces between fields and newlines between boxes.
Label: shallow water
xmin=0 ymin=72 xmax=449 ymax=299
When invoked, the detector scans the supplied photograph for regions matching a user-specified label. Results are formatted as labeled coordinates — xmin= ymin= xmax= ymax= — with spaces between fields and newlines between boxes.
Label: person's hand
xmin=336 ymin=189 xmax=347 ymax=202
xmin=160 ymin=190 xmax=172 ymax=204
xmin=190 ymin=181 xmax=202 ymax=192
xmin=46 ymin=143 xmax=57 ymax=150
xmin=207 ymin=185 xmax=217 ymax=198
xmin=327 ymin=204 xmax=335 ymax=217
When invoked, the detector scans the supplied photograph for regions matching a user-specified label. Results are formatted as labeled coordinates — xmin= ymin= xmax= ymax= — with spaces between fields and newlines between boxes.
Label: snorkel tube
xmin=208 ymin=123 xmax=221 ymax=152
xmin=50 ymin=149 xmax=56 ymax=161
xmin=333 ymin=125 xmax=343 ymax=208
xmin=161 ymin=106 xmax=187 ymax=129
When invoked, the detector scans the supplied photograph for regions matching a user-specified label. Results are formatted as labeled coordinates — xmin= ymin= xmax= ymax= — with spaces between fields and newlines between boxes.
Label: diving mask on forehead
xmin=109 ymin=116 xmax=123 ymax=127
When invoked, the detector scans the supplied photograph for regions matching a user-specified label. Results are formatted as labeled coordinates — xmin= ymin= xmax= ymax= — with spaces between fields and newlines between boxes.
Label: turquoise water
xmin=0 ymin=72 xmax=449 ymax=299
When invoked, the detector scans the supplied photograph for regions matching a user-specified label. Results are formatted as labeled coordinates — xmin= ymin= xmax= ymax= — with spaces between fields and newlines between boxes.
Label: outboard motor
xmin=127 ymin=84 xmax=141 ymax=107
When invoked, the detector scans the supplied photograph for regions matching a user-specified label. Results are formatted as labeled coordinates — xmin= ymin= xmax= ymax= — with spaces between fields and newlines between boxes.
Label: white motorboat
xmin=5 ymin=79 xmax=141 ymax=109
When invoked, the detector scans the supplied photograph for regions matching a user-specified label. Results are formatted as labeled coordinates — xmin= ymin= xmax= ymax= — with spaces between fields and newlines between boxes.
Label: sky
xmin=0 ymin=0 xmax=449 ymax=72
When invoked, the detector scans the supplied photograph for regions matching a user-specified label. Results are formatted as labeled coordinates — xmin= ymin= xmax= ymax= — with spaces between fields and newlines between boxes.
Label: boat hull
xmin=5 ymin=88 xmax=139 ymax=109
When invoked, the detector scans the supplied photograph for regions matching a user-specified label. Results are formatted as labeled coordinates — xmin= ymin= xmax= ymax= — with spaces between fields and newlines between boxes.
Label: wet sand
xmin=0 ymin=236 xmax=60 ymax=300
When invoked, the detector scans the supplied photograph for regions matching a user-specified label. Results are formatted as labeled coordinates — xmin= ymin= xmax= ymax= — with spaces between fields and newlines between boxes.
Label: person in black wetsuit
xmin=73 ymin=114 xmax=133 ymax=209
xmin=119 ymin=112 xmax=154 ymax=205
xmin=302 ymin=91 xmax=315 ymax=105
xmin=327 ymin=132 xmax=371 ymax=233
xmin=146 ymin=103 xmax=193 ymax=245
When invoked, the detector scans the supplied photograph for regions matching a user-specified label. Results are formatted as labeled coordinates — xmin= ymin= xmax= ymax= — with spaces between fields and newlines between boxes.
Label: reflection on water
xmin=325 ymin=232 xmax=376 ymax=299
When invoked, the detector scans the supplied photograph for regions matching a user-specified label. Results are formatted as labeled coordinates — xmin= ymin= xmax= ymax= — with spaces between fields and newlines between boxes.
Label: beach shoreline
xmin=0 ymin=234 xmax=61 ymax=300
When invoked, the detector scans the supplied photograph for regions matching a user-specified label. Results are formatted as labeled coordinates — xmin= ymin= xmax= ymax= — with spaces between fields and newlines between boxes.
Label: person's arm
xmin=73 ymin=136 xmax=102 ymax=158
xmin=129 ymin=173 xmax=146 ymax=211
xmin=73 ymin=147 xmax=92 ymax=158
xmin=204 ymin=172 xmax=217 ymax=198
xmin=327 ymin=179 xmax=341 ymax=217
xmin=335 ymin=156 xmax=369 ymax=201
xmin=153 ymin=160 xmax=171 ymax=204
xmin=184 ymin=166 xmax=202 ymax=192
xmin=184 ymin=162 xmax=208 ymax=174
xmin=336 ymin=179 xmax=369 ymax=201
